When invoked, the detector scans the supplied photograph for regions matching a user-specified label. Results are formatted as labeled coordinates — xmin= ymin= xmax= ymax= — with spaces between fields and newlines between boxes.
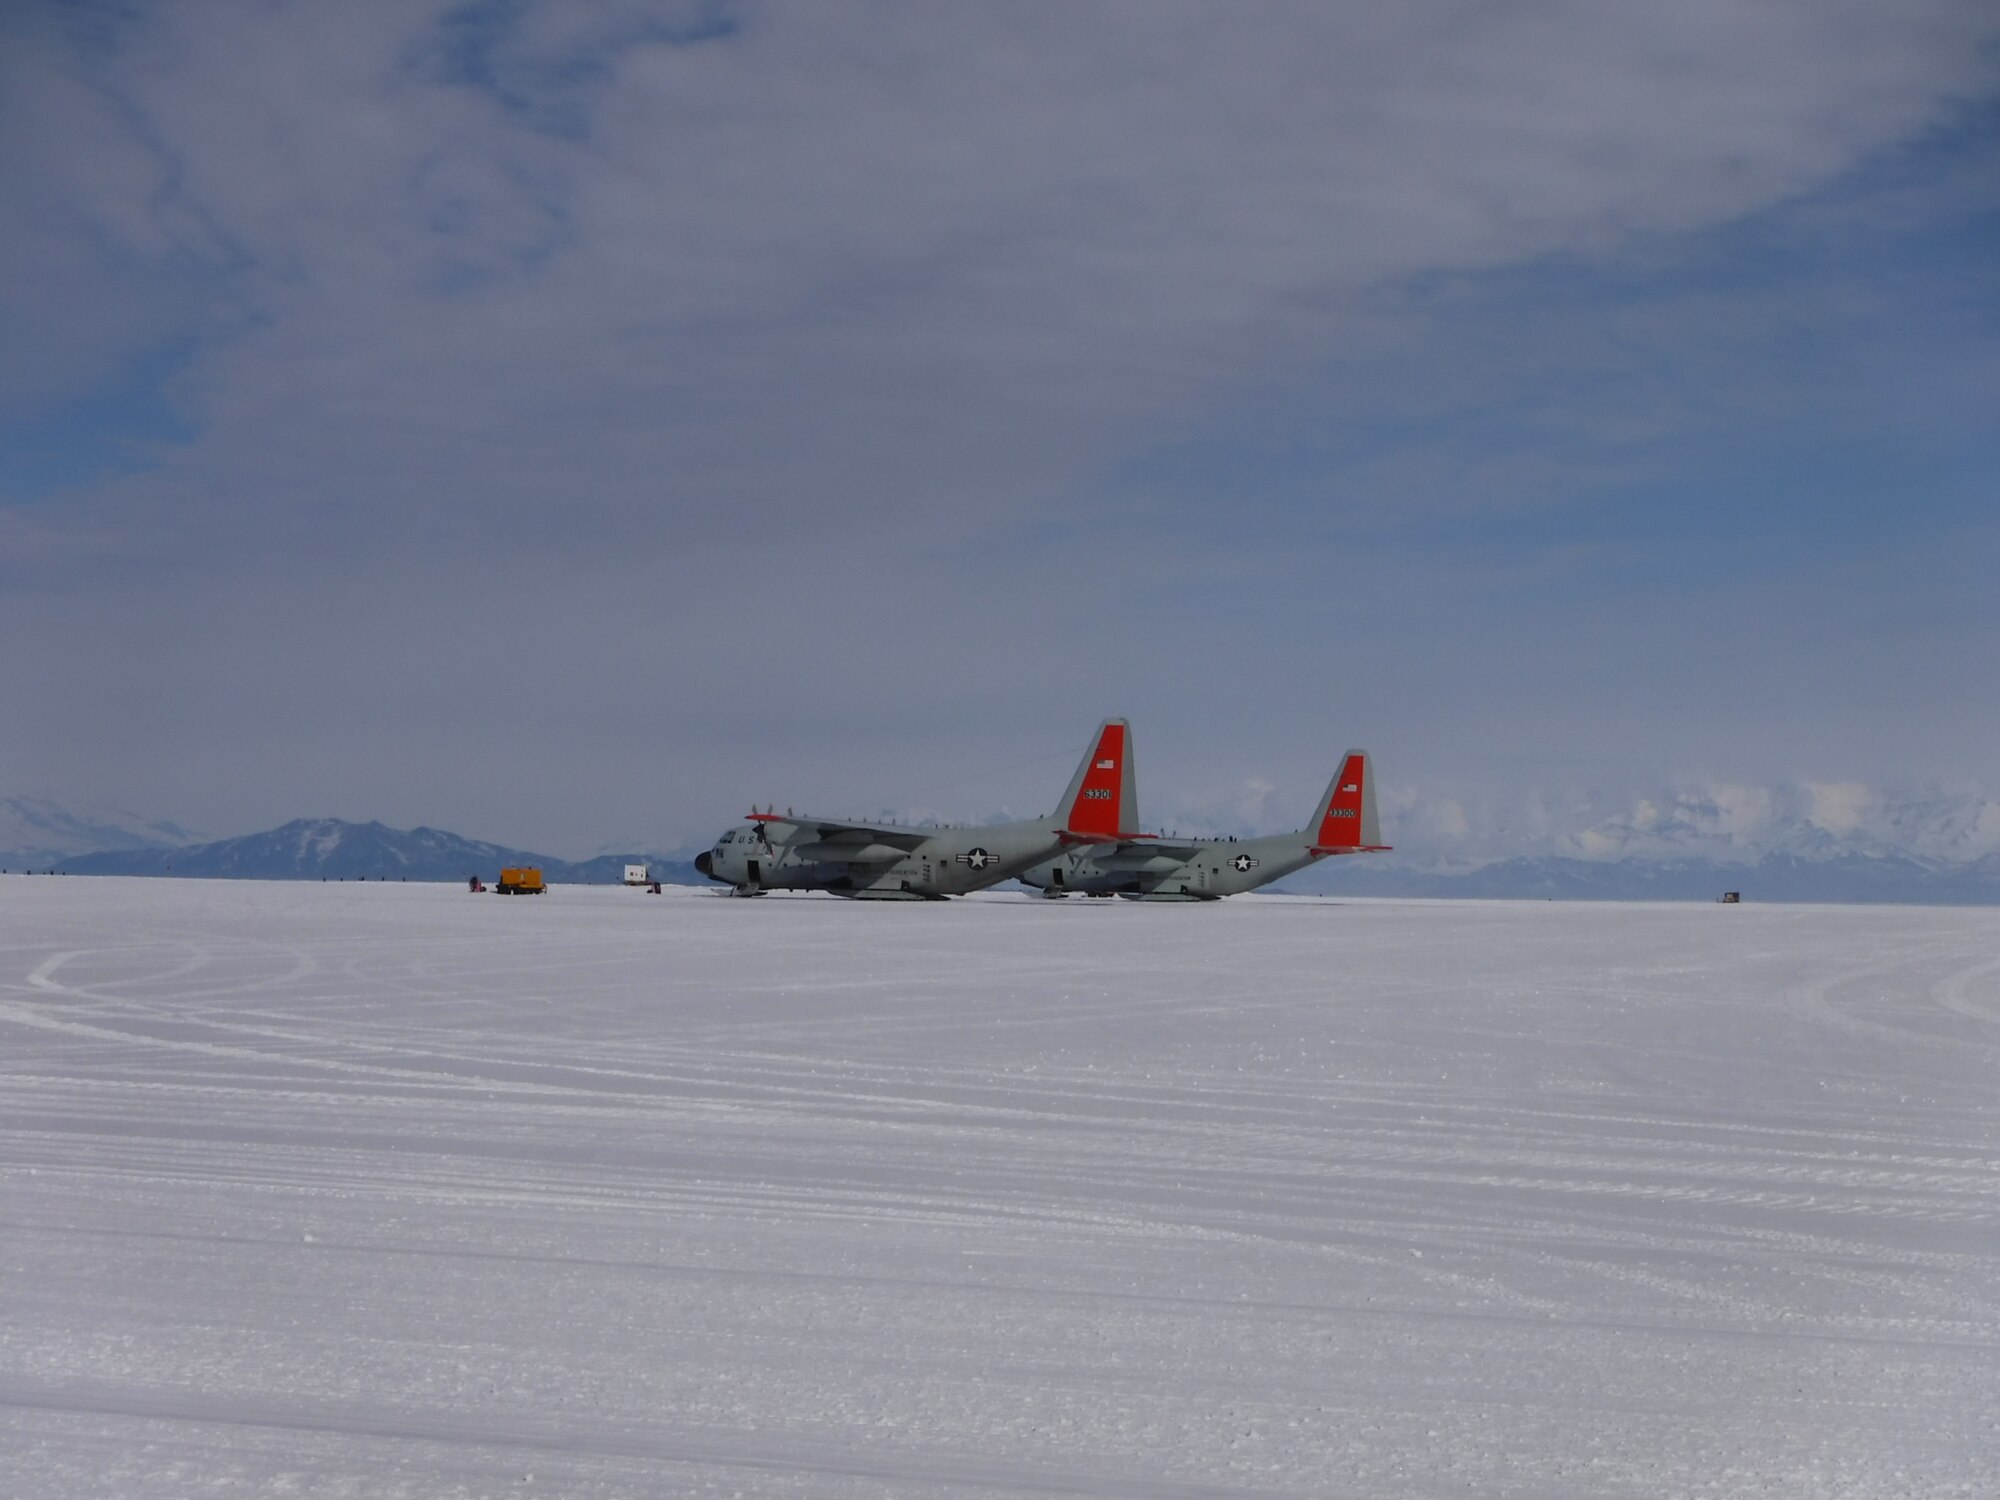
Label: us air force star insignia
xmin=958 ymin=847 xmax=997 ymax=870
xmin=1231 ymin=853 xmax=1259 ymax=873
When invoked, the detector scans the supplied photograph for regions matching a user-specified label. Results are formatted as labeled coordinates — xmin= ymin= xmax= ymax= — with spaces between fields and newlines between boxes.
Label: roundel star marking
xmin=958 ymin=847 xmax=997 ymax=870
xmin=1231 ymin=853 xmax=1259 ymax=873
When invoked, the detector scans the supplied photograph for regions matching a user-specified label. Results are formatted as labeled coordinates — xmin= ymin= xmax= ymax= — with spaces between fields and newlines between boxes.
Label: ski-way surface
xmin=2 ymin=877 xmax=1995 ymax=1498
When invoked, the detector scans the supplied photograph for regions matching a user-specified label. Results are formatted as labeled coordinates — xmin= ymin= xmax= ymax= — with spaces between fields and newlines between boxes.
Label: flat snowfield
xmin=3 ymin=879 xmax=1996 ymax=1498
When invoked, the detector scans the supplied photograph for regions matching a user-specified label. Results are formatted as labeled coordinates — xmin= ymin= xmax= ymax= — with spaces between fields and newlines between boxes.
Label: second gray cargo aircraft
xmin=1016 ymin=751 xmax=1387 ymax=900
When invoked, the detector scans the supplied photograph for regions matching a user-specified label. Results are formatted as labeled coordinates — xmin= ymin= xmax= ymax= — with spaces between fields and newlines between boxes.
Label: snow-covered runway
xmin=3 ymin=877 xmax=1996 ymax=1496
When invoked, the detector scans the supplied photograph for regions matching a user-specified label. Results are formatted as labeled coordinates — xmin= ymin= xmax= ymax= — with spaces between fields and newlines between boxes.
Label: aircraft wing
xmin=748 ymin=812 xmax=931 ymax=862
xmin=1060 ymin=834 xmax=1191 ymax=863
xmin=1055 ymin=830 xmax=1157 ymax=847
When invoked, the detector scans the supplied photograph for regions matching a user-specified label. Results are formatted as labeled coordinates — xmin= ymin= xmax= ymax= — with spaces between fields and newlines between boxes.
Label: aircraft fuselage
xmin=699 ymin=817 xmax=1070 ymax=899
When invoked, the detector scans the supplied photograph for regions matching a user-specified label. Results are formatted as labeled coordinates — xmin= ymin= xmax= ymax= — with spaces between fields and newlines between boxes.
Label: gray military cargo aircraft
xmin=1016 ymin=749 xmax=1388 ymax=900
xmin=694 ymin=719 xmax=1141 ymax=898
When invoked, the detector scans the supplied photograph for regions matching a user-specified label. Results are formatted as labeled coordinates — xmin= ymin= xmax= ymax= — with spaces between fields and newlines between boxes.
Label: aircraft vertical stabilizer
xmin=1307 ymin=750 xmax=1385 ymax=853
xmin=1053 ymin=718 xmax=1139 ymax=841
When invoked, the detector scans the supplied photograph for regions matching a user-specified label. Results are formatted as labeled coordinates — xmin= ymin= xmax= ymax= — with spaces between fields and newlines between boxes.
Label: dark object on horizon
xmin=1719 ymin=891 xmax=1742 ymax=904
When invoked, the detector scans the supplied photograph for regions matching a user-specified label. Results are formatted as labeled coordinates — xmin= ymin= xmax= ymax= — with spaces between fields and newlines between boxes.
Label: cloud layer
xmin=3 ymin=2 xmax=1996 ymax=851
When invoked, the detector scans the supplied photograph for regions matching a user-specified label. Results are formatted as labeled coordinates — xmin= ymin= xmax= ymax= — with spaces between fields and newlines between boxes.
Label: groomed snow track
xmin=2 ymin=877 xmax=1996 ymax=1497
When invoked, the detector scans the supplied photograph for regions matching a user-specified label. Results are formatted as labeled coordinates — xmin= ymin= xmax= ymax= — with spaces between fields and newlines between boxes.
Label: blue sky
xmin=3 ymin=1 xmax=1996 ymax=857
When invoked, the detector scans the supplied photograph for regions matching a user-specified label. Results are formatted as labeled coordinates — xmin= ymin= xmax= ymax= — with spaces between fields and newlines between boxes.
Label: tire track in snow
xmin=1932 ymin=954 xmax=2000 ymax=1026
xmin=1784 ymin=949 xmax=2000 ymax=1056
xmin=0 ymin=1379 xmax=1278 ymax=1500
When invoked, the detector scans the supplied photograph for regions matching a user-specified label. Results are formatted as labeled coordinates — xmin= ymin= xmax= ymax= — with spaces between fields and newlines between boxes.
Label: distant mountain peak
xmin=0 ymin=795 xmax=205 ymax=867
xmin=48 ymin=815 xmax=699 ymax=887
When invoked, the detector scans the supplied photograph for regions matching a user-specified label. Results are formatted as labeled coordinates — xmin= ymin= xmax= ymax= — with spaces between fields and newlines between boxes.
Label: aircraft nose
xmin=694 ymin=851 xmax=713 ymax=878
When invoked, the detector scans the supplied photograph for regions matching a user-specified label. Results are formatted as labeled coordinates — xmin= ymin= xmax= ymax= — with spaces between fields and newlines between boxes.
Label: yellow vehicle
xmin=496 ymin=866 xmax=545 ymax=895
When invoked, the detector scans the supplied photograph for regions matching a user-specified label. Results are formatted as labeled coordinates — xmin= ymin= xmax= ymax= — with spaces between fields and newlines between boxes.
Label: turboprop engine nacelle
xmin=792 ymin=841 xmax=908 ymax=864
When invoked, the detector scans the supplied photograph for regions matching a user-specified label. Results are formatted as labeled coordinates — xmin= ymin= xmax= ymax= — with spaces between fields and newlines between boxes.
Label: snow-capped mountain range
xmin=8 ymin=783 xmax=1998 ymax=902
xmin=1370 ymin=780 xmax=2000 ymax=872
xmin=1281 ymin=780 xmax=2000 ymax=904
xmin=29 ymin=817 xmax=697 ymax=887
xmin=0 ymin=795 xmax=205 ymax=869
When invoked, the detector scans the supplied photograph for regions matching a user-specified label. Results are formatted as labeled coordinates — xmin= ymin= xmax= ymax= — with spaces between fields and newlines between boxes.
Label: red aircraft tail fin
xmin=1306 ymin=750 xmax=1388 ymax=855
xmin=1055 ymin=719 xmax=1138 ymax=840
